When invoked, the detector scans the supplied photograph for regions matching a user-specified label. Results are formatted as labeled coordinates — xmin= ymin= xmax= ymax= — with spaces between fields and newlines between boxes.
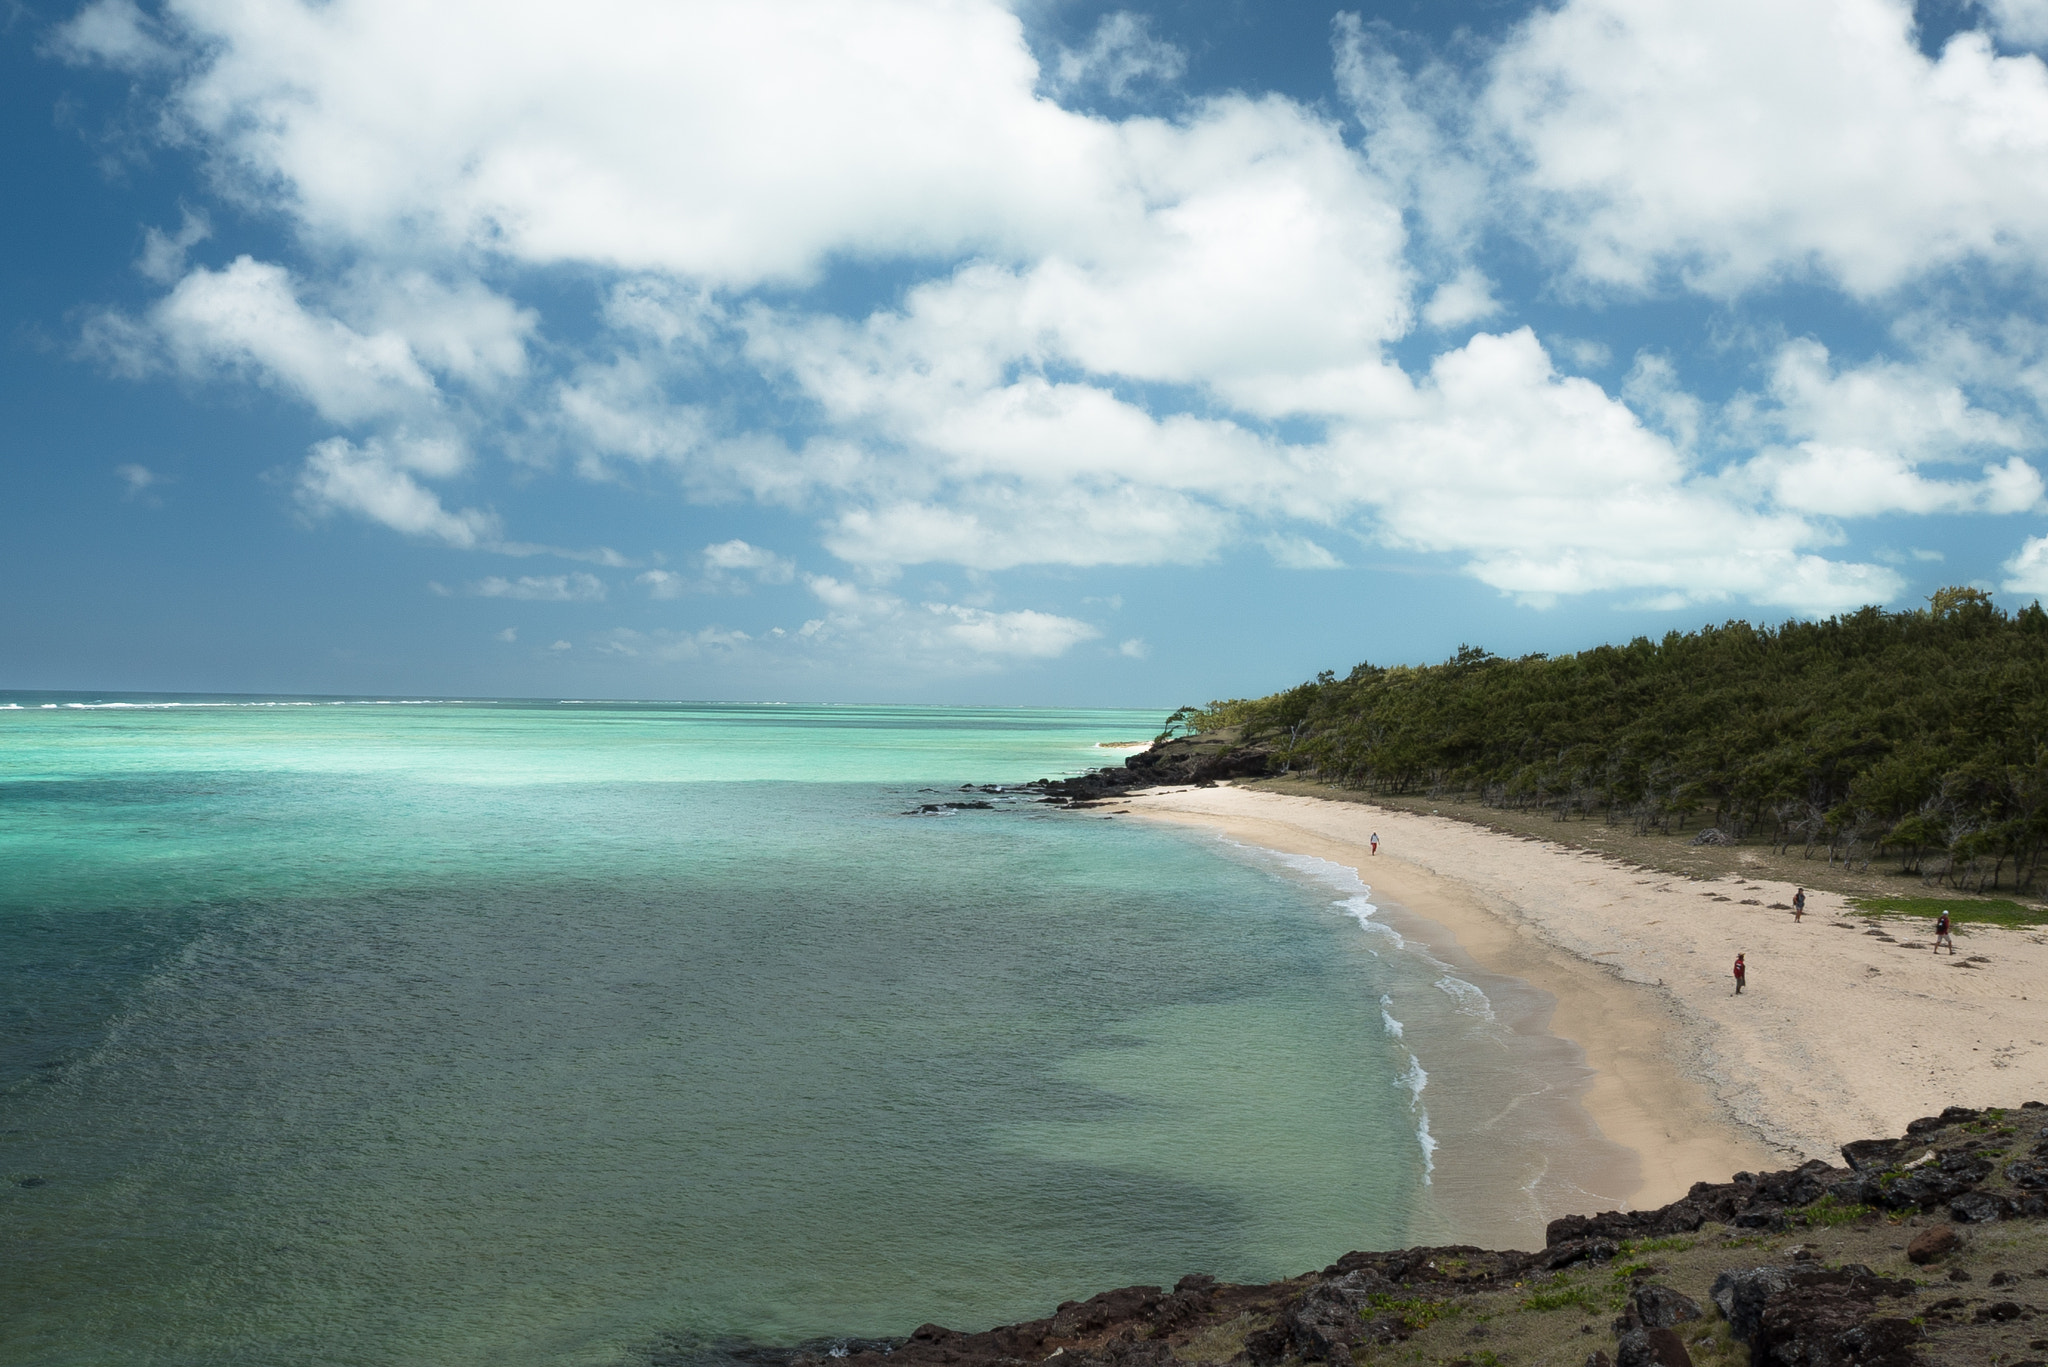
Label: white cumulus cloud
xmin=297 ymin=436 xmax=496 ymax=547
xmin=1483 ymin=0 xmax=2048 ymax=296
xmin=471 ymin=573 xmax=607 ymax=602
xmin=702 ymin=539 xmax=796 ymax=584
xmin=1048 ymin=12 xmax=1186 ymax=100
xmin=2004 ymin=533 xmax=2048 ymax=592
xmin=62 ymin=0 xmax=2048 ymax=634
xmin=1981 ymin=0 xmax=2048 ymax=48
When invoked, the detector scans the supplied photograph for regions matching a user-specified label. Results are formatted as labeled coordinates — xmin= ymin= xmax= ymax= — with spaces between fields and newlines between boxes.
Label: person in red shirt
xmin=1934 ymin=911 xmax=1955 ymax=955
xmin=1733 ymin=952 xmax=1747 ymax=994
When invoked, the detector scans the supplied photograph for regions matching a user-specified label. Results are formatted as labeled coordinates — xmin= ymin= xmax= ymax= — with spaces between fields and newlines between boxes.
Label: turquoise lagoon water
xmin=1 ymin=697 xmax=1522 ymax=1367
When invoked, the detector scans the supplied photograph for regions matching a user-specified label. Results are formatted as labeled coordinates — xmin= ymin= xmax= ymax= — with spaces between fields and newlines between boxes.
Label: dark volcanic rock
xmin=1711 ymin=1266 xmax=1795 ymax=1341
xmin=1615 ymin=1325 xmax=1693 ymax=1367
xmin=1546 ymin=1162 xmax=1851 ymax=1248
xmin=1050 ymin=1286 xmax=1166 ymax=1339
xmin=1840 ymin=1137 xmax=1910 ymax=1173
xmin=1615 ymin=1284 xmax=1703 ymax=1367
xmin=1031 ymin=733 xmax=1274 ymax=803
xmin=1871 ymin=1148 xmax=1995 ymax=1209
xmin=1629 ymin=1284 xmax=1703 ymax=1330
xmin=1756 ymin=1309 xmax=1920 ymax=1367
xmin=1713 ymin=1264 xmax=1917 ymax=1366
xmin=1544 ymin=1237 xmax=1623 ymax=1269
xmin=1952 ymin=1190 xmax=2014 ymax=1223
xmin=776 ymin=1108 xmax=2048 ymax=1367
xmin=1908 ymin=1106 xmax=1982 ymax=1135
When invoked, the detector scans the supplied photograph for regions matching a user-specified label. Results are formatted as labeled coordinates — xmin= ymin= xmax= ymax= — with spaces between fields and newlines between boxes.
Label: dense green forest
xmin=1174 ymin=587 xmax=2048 ymax=893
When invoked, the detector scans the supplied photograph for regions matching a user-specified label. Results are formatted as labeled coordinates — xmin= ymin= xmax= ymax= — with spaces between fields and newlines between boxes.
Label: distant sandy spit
xmin=1121 ymin=784 xmax=2048 ymax=1214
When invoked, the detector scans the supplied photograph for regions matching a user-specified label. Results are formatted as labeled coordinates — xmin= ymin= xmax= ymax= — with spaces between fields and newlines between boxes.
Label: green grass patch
xmin=1361 ymin=1294 xmax=1461 ymax=1332
xmin=1848 ymin=896 xmax=2048 ymax=926
xmin=1520 ymin=1284 xmax=1600 ymax=1313
xmin=1621 ymin=1235 xmax=1697 ymax=1254
xmin=1797 ymin=1195 xmax=1873 ymax=1228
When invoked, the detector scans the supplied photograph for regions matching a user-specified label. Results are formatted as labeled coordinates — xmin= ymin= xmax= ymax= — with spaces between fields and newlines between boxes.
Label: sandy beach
xmin=1121 ymin=783 xmax=2048 ymax=1222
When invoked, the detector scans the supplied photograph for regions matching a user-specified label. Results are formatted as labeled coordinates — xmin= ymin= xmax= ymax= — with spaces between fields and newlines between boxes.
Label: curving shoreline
xmin=747 ymin=757 xmax=2048 ymax=1367
xmin=1220 ymin=834 xmax=1650 ymax=1252
xmin=1118 ymin=785 xmax=1785 ymax=1220
xmin=1110 ymin=782 xmax=2048 ymax=1181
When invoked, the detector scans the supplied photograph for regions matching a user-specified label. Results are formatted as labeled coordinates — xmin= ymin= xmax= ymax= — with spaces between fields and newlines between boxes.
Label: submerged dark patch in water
xmin=646 ymin=1335 xmax=903 ymax=1367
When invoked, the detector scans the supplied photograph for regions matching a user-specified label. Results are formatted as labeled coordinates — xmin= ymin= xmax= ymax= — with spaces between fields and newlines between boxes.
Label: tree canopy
xmin=1184 ymin=591 xmax=2048 ymax=892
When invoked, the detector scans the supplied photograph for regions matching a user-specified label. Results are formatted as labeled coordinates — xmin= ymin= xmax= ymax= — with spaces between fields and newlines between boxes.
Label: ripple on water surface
xmin=1 ymin=700 xmax=1440 ymax=1367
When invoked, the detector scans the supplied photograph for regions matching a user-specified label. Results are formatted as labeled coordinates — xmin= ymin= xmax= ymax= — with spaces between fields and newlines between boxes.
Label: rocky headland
xmin=1030 ymin=732 xmax=1272 ymax=804
xmin=762 ymin=1106 xmax=2048 ymax=1367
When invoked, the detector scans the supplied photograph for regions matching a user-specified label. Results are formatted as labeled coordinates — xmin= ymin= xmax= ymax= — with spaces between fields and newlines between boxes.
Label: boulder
xmin=1951 ymin=1191 xmax=2013 ymax=1224
xmin=1544 ymin=1238 xmax=1622 ymax=1270
xmin=1710 ymin=1265 xmax=1913 ymax=1345
xmin=1908 ymin=1225 xmax=1961 ymax=1263
xmin=1748 ymin=1269 xmax=1919 ymax=1367
xmin=1906 ymin=1106 xmax=1980 ymax=1135
xmin=1630 ymin=1284 xmax=1704 ymax=1330
xmin=1615 ymin=1326 xmax=1693 ymax=1367
xmin=1710 ymin=1266 xmax=1792 ymax=1341
xmin=1050 ymin=1287 xmax=1162 ymax=1339
xmin=1877 ymin=1151 xmax=1992 ymax=1208
xmin=1840 ymin=1138 xmax=1909 ymax=1173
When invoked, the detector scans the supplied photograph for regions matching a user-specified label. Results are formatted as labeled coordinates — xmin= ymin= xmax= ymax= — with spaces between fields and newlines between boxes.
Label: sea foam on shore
xmin=1187 ymin=830 xmax=1645 ymax=1248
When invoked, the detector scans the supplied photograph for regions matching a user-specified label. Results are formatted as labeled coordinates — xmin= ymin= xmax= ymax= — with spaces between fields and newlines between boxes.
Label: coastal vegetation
xmin=1849 ymin=895 xmax=2041 ymax=925
xmin=1171 ymin=588 xmax=2048 ymax=893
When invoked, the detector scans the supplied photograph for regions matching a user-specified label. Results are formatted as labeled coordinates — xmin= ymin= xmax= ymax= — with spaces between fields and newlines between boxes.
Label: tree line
xmin=1170 ymin=587 xmax=2048 ymax=893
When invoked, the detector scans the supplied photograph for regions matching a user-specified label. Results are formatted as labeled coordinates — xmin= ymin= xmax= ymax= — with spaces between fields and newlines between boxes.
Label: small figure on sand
xmin=1792 ymin=888 xmax=1805 ymax=921
xmin=1935 ymin=910 xmax=1955 ymax=955
xmin=1733 ymin=952 xmax=1747 ymax=994
xmin=1369 ymin=831 xmax=1379 ymax=855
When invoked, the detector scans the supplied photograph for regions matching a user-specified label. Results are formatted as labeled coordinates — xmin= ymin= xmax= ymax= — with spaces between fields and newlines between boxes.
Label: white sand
xmin=1120 ymin=784 xmax=2048 ymax=1213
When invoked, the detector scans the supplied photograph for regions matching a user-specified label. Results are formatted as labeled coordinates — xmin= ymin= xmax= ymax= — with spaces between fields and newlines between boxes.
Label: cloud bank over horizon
xmin=24 ymin=0 xmax=2048 ymax=692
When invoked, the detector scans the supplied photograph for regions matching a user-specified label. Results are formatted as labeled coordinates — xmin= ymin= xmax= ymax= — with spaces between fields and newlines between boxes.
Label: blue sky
xmin=8 ymin=0 xmax=2048 ymax=705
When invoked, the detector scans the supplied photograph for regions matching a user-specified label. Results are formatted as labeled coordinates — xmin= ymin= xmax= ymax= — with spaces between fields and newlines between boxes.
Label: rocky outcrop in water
xmin=1032 ymin=733 xmax=1273 ymax=805
xmin=769 ymin=1104 xmax=2048 ymax=1367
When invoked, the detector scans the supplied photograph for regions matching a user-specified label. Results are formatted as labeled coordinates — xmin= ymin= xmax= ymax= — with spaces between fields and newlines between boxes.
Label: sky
xmin=8 ymin=0 xmax=2048 ymax=705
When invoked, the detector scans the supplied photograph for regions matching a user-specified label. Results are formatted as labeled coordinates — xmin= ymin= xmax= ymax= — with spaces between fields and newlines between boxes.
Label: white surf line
xmin=1212 ymin=834 xmax=1471 ymax=1185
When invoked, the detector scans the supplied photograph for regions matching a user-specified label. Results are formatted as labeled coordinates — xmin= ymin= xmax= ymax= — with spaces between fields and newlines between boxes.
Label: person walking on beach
xmin=1792 ymin=888 xmax=1806 ymax=921
xmin=1935 ymin=910 xmax=1955 ymax=955
xmin=1732 ymin=952 xmax=1747 ymax=994
xmin=1370 ymin=831 xmax=1379 ymax=855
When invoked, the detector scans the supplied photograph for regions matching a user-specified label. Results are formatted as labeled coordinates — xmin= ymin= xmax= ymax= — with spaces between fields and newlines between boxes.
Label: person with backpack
xmin=1733 ymin=952 xmax=1747 ymax=994
xmin=1934 ymin=910 xmax=1955 ymax=955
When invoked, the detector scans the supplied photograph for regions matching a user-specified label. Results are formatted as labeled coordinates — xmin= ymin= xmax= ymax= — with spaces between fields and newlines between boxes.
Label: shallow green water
xmin=0 ymin=698 xmax=1437 ymax=1367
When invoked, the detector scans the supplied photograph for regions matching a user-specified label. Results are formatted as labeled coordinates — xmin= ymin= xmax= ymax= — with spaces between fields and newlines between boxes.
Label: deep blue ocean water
xmin=0 ymin=697 xmax=1489 ymax=1366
